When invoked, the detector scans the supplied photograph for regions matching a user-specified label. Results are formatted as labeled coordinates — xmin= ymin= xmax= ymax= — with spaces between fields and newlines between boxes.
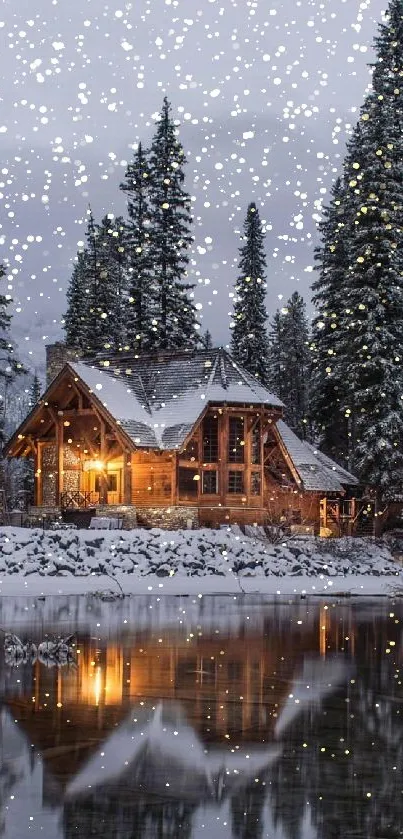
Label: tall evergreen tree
xmin=0 ymin=264 xmax=24 ymax=447
xmin=120 ymin=143 xmax=155 ymax=351
xmin=95 ymin=214 xmax=128 ymax=352
xmin=230 ymin=202 xmax=269 ymax=383
xmin=22 ymin=373 xmax=42 ymax=506
xmin=64 ymin=208 xmax=101 ymax=355
xmin=310 ymin=177 xmax=351 ymax=463
xmin=147 ymin=98 xmax=198 ymax=350
xmin=267 ymin=310 xmax=288 ymax=404
xmin=64 ymin=209 xmax=128 ymax=356
xmin=29 ymin=373 xmax=41 ymax=407
xmin=0 ymin=264 xmax=24 ymax=506
xmin=312 ymin=0 xmax=403 ymax=498
xmin=64 ymin=251 xmax=89 ymax=351
xmin=267 ymin=292 xmax=310 ymax=438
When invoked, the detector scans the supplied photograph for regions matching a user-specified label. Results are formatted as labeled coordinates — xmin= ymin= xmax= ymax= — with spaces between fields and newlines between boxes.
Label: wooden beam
xmin=244 ymin=416 xmax=251 ymax=498
xmin=218 ymin=409 xmax=228 ymax=503
xmin=55 ymin=416 xmax=64 ymax=505
xmin=68 ymin=379 xmax=83 ymax=409
xmin=99 ymin=419 xmax=108 ymax=504
xmin=26 ymin=436 xmax=37 ymax=455
xmin=123 ymin=451 xmax=132 ymax=504
xmin=46 ymin=405 xmax=59 ymax=425
xmin=35 ymin=442 xmax=42 ymax=506
xmin=58 ymin=408 xmax=96 ymax=417
xmin=171 ymin=452 xmax=177 ymax=505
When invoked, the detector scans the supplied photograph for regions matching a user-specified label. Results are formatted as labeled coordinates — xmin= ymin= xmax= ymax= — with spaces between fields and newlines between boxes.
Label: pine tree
xmin=310 ymin=177 xmax=351 ymax=463
xmin=120 ymin=143 xmax=156 ymax=351
xmin=29 ymin=373 xmax=41 ymax=407
xmin=230 ymin=202 xmax=269 ymax=383
xmin=201 ymin=329 xmax=213 ymax=350
xmin=267 ymin=310 xmax=288 ymax=403
xmin=0 ymin=264 xmax=24 ymax=448
xmin=81 ymin=207 xmax=104 ymax=356
xmin=267 ymin=293 xmax=310 ymax=438
xmin=147 ymin=98 xmax=198 ymax=350
xmin=22 ymin=374 xmax=42 ymax=505
xmin=95 ymin=214 xmax=128 ymax=352
xmin=312 ymin=0 xmax=403 ymax=498
xmin=64 ymin=251 xmax=89 ymax=351
xmin=64 ymin=208 xmax=128 ymax=356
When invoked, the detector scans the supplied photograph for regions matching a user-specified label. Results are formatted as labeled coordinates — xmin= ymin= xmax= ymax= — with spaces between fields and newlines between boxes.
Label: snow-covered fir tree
xmin=267 ymin=292 xmax=310 ymax=438
xmin=64 ymin=208 xmax=101 ymax=355
xmin=147 ymin=98 xmax=198 ymax=350
xmin=64 ymin=251 xmax=89 ymax=351
xmin=120 ymin=142 xmax=156 ymax=352
xmin=230 ymin=202 xmax=269 ymax=384
xmin=65 ymin=209 xmax=127 ymax=356
xmin=310 ymin=177 xmax=351 ymax=462
xmin=95 ymin=214 xmax=128 ymax=352
xmin=312 ymin=0 xmax=403 ymax=498
xmin=0 ymin=264 xmax=24 ymax=448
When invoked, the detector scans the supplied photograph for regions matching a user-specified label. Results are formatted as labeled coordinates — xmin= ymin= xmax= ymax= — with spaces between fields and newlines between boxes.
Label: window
xmin=95 ymin=473 xmax=117 ymax=493
xmin=228 ymin=417 xmax=244 ymax=462
xmin=251 ymin=471 xmax=261 ymax=495
xmin=228 ymin=471 xmax=244 ymax=494
xmin=178 ymin=467 xmax=199 ymax=499
xmin=202 ymin=470 xmax=217 ymax=494
xmin=251 ymin=420 xmax=261 ymax=464
xmin=203 ymin=415 xmax=218 ymax=462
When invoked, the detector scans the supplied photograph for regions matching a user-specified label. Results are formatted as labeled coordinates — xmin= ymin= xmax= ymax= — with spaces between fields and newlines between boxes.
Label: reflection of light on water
xmin=94 ymin=667 xmax=102 ymax=706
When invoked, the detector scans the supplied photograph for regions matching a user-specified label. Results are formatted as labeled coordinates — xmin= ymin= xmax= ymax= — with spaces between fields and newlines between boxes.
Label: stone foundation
xmin=96 ymin=505 xmax=137 ymax=529
xmin=135 ymin=506 xmax=199 ymax=530
xmin=26 ymin=504 xmax=199 ymax=530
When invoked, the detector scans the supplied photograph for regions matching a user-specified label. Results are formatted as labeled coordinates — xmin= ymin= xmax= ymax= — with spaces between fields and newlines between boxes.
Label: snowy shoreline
xmin=0 ymin=525 xmax=402 ymax=598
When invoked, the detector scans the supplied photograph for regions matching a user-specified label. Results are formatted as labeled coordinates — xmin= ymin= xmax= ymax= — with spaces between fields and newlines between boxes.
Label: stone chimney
xmin=45 ymin=342 xmax=83 ymax=386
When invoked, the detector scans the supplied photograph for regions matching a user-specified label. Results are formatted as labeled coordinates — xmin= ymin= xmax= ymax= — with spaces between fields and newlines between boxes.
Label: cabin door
xmin=94 ymin=470 xmax=122 ymax=505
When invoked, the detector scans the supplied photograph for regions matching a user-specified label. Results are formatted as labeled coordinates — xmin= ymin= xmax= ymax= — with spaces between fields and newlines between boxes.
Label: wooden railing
xmin=60 ymin=491 xmax=99 ymax=509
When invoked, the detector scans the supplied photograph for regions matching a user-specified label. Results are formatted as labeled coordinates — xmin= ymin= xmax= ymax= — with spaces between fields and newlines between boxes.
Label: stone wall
xmin=63 ymin=445 xmax=81 ymax=494
xmin=135 ymin=506 xmax=199 ymax=529
xmin=41 ymin=444 xmax=57 ymax=507
xmin=46 ymin=342 xmax=83 ymax=386
xmin=95 ymin=505 xmax=199 ymax=529
xmin=96 ymin=505 xmax=138 ymax=529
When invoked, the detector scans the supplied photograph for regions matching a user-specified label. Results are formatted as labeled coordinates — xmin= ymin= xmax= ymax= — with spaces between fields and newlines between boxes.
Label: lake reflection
xmin=0 ymin=595 xmax=402 ymax=838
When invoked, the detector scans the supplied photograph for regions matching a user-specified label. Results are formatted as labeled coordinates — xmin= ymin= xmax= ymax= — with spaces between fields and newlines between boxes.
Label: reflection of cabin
xmin=1 ymin=618 xmax=324 ymax=792
xmin=5 ymin=344 xmax=359 ymax=533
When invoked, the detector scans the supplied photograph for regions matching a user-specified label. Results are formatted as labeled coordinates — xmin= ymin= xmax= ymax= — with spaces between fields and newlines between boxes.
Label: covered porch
xmin=6 ymin=367 xmax=134 ymax=511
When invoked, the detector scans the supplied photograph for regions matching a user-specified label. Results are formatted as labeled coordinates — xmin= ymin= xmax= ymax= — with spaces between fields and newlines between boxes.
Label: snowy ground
xmin=0 ymin=526 xmax=402 ymax=597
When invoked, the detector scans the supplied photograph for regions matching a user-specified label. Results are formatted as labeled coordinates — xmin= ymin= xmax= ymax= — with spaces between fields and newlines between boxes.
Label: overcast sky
xmin=0 ymin=0 xmax=388 ymax=370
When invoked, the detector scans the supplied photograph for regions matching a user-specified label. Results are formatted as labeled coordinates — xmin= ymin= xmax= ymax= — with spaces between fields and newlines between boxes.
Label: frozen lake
xmin=0 ymin=594 xmax=402 ymax=838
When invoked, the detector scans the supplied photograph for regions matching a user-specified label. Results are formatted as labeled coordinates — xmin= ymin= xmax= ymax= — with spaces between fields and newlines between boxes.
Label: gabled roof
xmin=69 ymin=348 xmax=283 ymax=450
xmin=276 ymin=420 xmax=358 ymax=492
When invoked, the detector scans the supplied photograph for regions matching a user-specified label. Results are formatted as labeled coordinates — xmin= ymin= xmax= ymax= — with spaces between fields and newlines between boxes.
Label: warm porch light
xmin=83 ymin=459 xmax=104 ymax=472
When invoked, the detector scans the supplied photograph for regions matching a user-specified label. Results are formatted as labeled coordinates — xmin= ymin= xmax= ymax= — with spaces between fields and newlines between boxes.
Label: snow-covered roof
xmin=276 ymin=420 xmax=358 ymax=492
xmin=68 ymin=348 xmax=283 ymax=450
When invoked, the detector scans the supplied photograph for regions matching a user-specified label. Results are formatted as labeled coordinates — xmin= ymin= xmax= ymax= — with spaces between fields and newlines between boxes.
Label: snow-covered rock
xmin=0 ymin=526 xmax=401 ymax=596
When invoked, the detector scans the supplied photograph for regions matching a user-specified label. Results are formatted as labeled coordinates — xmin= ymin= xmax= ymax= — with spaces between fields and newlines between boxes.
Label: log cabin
xmin=4 ymin=343 xmax=359 ymax=534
